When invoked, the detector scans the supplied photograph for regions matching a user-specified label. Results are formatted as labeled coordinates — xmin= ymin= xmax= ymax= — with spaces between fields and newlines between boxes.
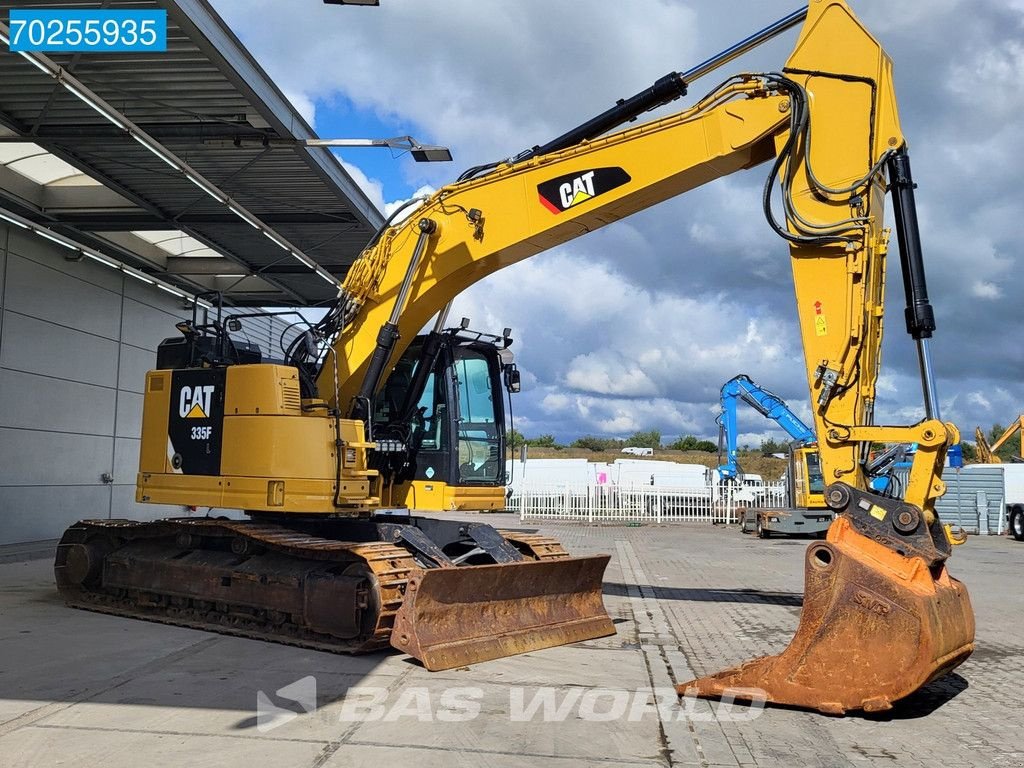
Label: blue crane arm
xmin=717 ymin=374 xmax=815 ymax=480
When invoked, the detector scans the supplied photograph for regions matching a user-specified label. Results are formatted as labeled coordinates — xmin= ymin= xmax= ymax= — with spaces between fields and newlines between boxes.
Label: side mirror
xmin=504 ymin=364 xmax=521 ymax=394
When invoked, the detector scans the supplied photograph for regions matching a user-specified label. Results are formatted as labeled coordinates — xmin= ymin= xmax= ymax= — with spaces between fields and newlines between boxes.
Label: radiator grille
xmin=281 ymin=379 xmax=302 ymax=412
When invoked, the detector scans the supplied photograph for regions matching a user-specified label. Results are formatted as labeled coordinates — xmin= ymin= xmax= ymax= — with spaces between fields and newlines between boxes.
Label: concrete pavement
xmin=0 ymin=515 xmax=1021 ymax=767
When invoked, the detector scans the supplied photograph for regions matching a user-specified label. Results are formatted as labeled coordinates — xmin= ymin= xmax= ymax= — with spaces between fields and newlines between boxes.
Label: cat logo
xmin=179 ymin=385 xmax=215 ymax=419
xmin=537 ymin=167 xmax=631 ymax=214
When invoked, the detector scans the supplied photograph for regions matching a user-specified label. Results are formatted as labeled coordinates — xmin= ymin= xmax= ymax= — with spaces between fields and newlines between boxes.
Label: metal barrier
xmin=759 ymin=482 xmax=788 ymax=509
xmin=515 ymin=481 xmax=788 ymax=524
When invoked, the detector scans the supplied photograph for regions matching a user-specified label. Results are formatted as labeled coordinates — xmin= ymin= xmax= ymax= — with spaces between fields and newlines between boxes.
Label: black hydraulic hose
xmin=506 ymin=379 xmax=515 ymax=491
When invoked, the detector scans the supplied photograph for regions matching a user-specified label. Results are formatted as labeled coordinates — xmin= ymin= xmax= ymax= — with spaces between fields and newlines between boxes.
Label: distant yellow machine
xmin=975 ymin=417 xmax=1024 ymax=463
xmin=56 ymin=1 xmax=973 ymax=713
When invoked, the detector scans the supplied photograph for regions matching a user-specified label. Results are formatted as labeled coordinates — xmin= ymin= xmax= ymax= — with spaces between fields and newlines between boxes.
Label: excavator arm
xmin=717 ymin=374 xmax=815 ymax=481
xmin=976 ymin=426 xmax=996 ymax=463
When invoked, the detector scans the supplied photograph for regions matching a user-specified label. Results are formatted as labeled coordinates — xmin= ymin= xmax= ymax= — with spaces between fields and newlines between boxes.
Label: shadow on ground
xmin=689 ymin=673 xmax=968 ymax=721
xmin=864 ymin=673 xmax=969 ymax=720
xmin=603 ymin=582 xmax=803 ymax=606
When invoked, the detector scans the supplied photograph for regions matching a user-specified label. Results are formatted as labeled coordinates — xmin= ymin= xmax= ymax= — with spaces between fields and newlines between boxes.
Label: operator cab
xmin=373 ymin=323 xmax=519 ymax=490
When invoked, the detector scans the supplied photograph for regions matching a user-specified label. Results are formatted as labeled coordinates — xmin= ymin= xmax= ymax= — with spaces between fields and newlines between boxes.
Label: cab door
xmin=449 ymin=344 xmax=506 ymax=486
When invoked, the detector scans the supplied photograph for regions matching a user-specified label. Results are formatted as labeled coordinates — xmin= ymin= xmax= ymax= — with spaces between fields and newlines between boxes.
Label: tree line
xmin=508 ymin=429 xmax=717 ymax=453
xmin=508 ymin=423 xmax=1018 ymax=462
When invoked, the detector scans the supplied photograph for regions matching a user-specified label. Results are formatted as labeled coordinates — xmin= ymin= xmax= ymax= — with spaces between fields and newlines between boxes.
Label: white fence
xmin=515 ymin=481 xmax=788 ymax=524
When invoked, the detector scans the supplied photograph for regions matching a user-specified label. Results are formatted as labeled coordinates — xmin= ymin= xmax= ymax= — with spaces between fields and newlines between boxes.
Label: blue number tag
xmin=8 ymin=10 xmax=167 ymax=53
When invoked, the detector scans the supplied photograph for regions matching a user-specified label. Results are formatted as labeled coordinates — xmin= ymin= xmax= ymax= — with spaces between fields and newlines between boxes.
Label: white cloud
xmin=971 ymin=281 xmax=1002 ymax=299
xmin=338 ymin=159 xmax=385 ymax=212
xmin=968 ymin=392 xmax=992 ymax=410
xmin=383 ymin=185 xmax=436 ymax=220
xmin=282 ymin=89 xmax=316 ymax=128
xmin=211 ymin=0 xmax=1024 ymax=442
xmin=445 ymin=249 xmax=807 ymax=438
xmin=563 ymin=353 xmax=660 ymax=397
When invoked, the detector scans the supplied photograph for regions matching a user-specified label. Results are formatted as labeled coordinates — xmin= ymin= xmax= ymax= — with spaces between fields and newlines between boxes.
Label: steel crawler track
xmin=54 ymin=518 xmax=572 ymax=656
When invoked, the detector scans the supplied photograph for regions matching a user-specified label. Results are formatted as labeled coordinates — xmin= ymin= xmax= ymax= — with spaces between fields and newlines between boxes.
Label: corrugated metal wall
xmin=935 ymin=467 xmax=1006 ymax=534
xmin=0 ymin=222 xmax=189 ymax=545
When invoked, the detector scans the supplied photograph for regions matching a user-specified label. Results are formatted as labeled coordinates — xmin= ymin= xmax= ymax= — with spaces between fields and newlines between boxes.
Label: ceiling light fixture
xmin=305 ymin=135 xmax=452 ymax=163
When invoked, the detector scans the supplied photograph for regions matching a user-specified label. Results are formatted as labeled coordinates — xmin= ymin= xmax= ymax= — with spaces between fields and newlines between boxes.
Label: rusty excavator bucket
xmin=678 ymin=484 xmax=975 ymax=715
xmin=390 ymin=554 xmax=614 ymax=670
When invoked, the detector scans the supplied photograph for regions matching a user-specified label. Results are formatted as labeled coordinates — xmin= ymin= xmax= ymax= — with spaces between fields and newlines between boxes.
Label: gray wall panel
xmin=0 ymin=369 xmax=116 ymax=435
xmin=0 ymin=228 xmax=223 ymax=543
xmin=1 ymin=311 xmax=119 ymax=388
xmin=121 ymin=297 xmax=187 ymax=352
xmin=0 ymin=427 xmax=112 ymax=486
xmin=115 ymin=391 xmax=144 ymax=439
xmin=123 ymin=277 xmax=193 ymax=312
xmin=118 ymin=344 xmax=156 ymax=394
xmin=935 ymin=467 xmax=1005 ymax=534
xmin=7 ymin=228 xmax=123 ymax=293
xmin=4 ymin=252 xmax=122 ymax=340
xmin=0 ymin=485 xmax=110 ymax=545
xmin=113 ymin=437 xmax=140 ymax=487
xmin=0 ymin=223 xmax=7 ymax=316
xmin=110 ymin=485 xmax=178 ymax=522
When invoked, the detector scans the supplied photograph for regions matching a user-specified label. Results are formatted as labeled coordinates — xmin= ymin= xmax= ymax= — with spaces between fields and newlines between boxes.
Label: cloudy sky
xmin=212 ymin=0 xmax=1024 ymax=447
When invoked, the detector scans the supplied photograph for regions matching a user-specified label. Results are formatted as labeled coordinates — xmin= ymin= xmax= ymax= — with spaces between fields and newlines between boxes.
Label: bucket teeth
xmin=676 ymin=517 xmax=974 ymax=715
xmin=390 ymin=554 xmax=614 ymax=670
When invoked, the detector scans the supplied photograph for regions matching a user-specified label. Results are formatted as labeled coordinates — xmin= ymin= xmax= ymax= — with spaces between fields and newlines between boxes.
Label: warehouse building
xmin=0 ymin=0 xmax=382 ymax=544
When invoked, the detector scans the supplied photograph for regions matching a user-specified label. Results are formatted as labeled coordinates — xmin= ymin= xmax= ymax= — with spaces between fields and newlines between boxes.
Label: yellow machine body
xmin=137 ymin=365 xmax=377 ymax=513
xmin=396 ymin=481 xmax=506 ymax=512
xmin=791 ymin=446 xmax=827 ymax=510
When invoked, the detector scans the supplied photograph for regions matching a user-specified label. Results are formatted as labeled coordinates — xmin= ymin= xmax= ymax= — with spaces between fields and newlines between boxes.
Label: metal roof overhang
xmin=0 ymin=0 xmax=385 ymax=306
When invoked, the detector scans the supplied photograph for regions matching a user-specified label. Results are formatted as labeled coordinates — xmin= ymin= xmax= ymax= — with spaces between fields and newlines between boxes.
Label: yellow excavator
xmin=975 ymin=417 xmax=1024 ymax=463
xmin=55 ymin=0 xmax=974 ymax=714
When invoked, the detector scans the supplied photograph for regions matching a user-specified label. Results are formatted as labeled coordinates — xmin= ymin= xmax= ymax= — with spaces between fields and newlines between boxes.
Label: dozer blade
xmin=390 ymin=554 xmax=614 ymax=670
xmin=677 ymin=516 xmax=975 ymax=714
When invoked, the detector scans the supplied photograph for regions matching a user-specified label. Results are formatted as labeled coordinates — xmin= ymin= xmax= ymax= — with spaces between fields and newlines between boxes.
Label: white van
xmin=621 ymin=446 xmax=654 ymax=456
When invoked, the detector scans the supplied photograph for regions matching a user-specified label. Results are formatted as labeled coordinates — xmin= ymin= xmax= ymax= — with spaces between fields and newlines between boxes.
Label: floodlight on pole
xmin=305 ymin=136 xmax=452 ymax=163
